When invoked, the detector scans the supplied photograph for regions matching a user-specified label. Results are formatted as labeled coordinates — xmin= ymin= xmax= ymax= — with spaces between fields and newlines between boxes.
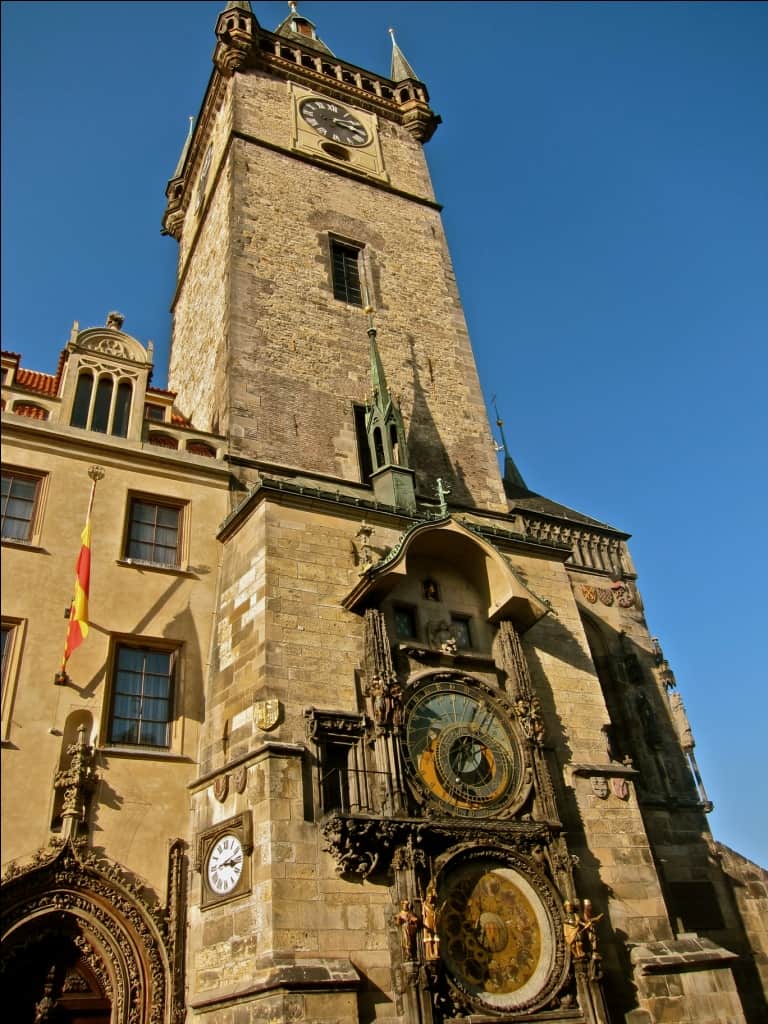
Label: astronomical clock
xmin=313 ymin=518 xmax=610 ymax=1023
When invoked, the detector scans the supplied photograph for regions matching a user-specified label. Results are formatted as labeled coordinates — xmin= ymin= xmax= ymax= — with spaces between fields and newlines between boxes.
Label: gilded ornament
xmin=254 ymin=698 xmax=280 ymax=731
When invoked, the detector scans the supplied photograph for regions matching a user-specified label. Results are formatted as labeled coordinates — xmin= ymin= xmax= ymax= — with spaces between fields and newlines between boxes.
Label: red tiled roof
xmin=12 ymin=403 xmax=49 ymax=420
xmin=147 ymin=385 xmax=177 ymax=398
xmin=15 ymin=368 xmax=60 ymax=396
xmin=171 ymin=412 xmax=191 ymax=426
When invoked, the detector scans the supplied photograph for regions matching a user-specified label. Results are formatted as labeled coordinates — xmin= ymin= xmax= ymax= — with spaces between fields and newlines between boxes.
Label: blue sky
xmin=2 ymin=1 xmax=767 ymax=866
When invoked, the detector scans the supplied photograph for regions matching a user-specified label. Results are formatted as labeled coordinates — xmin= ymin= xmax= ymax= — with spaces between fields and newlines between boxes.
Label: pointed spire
xmin=492 ymin=398 xmax=529 ymax=497
xmin=389 ymin=27 xmax=419 ymax=82
xmin=224 ymin=0 xmax=252 ymax=10
xmin=363 ymin=309 xmax=416 ymax=513
xmin=364 ymin=308 xmax=410 ymax=473
xmin=172 ymin=116 xmax=195 ymax=180
xmin=367 ymin=308 xmax=391 ymax=412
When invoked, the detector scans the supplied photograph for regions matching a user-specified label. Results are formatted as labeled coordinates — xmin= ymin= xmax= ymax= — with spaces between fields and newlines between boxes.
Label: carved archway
xmin=1 ymin=842 xmax=171 ymax=1024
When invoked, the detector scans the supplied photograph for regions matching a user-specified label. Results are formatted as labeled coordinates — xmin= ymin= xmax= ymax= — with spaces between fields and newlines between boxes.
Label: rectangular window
xmin=1 ymin=469 xmax=43 ymax=542
xmin=1 ymin=618 xmax=25 ymax=742
xmin=394 ymin=605 xmax=417 ymax=641
xmin=451 ymin=615 xmax=472 ymax=650
xmin=331 ymin=239 xmax=363 ymax=305
xmin=143 ymin=402 xmax=165 ymax=422
xmin=108 ymin=644 xmax=175 ymax=748
xmin=125 ymin=497 xmax=182 ymax=567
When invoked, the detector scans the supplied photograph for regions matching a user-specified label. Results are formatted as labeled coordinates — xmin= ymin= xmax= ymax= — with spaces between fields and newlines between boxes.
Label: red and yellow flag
xmin=60 ymin=472 xmax=100 ymax=673
xmin=62 ymin=518 xmax=92 ymax=668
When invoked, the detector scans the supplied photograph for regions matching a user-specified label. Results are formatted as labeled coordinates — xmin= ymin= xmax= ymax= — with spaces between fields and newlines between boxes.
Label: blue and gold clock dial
xmin=402 ymin=677 xmax=522 ymax=817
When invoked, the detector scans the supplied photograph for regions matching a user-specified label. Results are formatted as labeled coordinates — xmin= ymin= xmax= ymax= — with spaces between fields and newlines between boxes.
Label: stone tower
xmin=153 ymin=4 xmax=765 ymax=1023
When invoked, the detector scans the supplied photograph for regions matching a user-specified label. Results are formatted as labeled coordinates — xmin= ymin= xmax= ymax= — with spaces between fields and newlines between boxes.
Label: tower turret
xmin=364 ymin=310 xmax=416 ymax=512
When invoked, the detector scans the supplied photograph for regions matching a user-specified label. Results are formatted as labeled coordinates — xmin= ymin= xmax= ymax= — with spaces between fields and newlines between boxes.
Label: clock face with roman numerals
xmin=206 ymin=833 xmax=244 ymax=896
xmin=299 ymin=98 xmax=370 ymax=147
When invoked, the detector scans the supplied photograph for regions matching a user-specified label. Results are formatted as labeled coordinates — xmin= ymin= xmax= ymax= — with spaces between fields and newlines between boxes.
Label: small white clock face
xmin=206 ymin=833 xmax=244 ymax=895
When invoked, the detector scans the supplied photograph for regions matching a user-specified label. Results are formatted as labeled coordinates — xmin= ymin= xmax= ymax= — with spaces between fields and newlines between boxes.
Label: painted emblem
xmin=615 ymin=584 xmax=634 ymax=608
xmin=597 ymin=588 xmax=614 ymax=606
xmin=611 ymin=777 xmax=629 ymax=800
xmin=590 ymin=776 xmax=609 ymax=799
xmin=233 ymin=765 xmax=247 ymax=794
xmin=254 ymin=699 xmax=280 ymax=731
xmin=581 ymin=585 xmax=598 ymax=604
xmin=213 ymin=773 xmax=229 ymax=803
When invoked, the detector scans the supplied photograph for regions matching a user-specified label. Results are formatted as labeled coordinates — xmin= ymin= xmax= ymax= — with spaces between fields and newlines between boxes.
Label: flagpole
xmin=55 ymin=465 xmax=104 ymax=686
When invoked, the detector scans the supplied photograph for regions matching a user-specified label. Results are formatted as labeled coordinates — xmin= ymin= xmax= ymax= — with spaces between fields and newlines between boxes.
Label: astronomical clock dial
xmin=402 ymin=677 xmax=523 ymax=817
xmin=435 ymin=855 xmax=565 ymax=1014
xmin=299 ymin=98 xmax=370 ymax=147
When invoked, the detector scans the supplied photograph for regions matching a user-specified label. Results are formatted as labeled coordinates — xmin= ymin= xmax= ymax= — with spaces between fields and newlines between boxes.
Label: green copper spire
xmin=388 ymin=27 xmax=419 ymax=81
xmin=365 ymin=309 xmax=408 ymax=471
xmin=362 ymin=310 xmax=416 ymax=513
xmin=492 ymin=398 xmax=529 ymax=497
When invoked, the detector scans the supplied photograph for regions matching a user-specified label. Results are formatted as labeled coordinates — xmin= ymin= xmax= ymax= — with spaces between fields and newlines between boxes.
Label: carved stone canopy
xmin=69 ymin=326 xmax=153 ymax=368
xmin=342 ymin=518 xmax=550 ymax=632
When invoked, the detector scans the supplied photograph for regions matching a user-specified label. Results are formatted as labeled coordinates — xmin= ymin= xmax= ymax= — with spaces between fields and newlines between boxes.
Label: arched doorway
xmin=1 ymin=842 xmax=174 ymax=1024
xmin=2 ymin=915 xmax=111 ymax=1022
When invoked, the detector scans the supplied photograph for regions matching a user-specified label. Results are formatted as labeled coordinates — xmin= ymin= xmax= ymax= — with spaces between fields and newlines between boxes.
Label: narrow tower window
xmin=112 ymin=380 xmax=133 ymax=437
xmin=91 ymin=377 xmax=113 ymax=433
xmin=71 ymin=371 xmax=94 ymax=428
xmin=331 ymin=240 xmax=363 ymax=305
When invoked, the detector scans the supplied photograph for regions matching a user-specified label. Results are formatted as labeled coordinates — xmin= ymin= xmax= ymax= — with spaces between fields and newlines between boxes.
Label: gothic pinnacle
xmin=389 ymin=27 xmax=419 ymax=82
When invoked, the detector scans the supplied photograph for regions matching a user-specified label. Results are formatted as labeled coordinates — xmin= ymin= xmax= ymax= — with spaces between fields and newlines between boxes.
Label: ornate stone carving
xmin=53 ymin=724 xmax=99 ymax=840
xmin=363 ymin=609 xmax=401 ymax=734
xmin=213 ymin=773 xmax=229 ymax=802
xmin=232 ymin=764 xmax=247 ymax=794
xmin=214 ymin=3 xmax=255 ymax=76
xmin=1 ymin=841 xmax=171 ymax=1024
xmin=590 ymin=777 xmax=609 ymax=799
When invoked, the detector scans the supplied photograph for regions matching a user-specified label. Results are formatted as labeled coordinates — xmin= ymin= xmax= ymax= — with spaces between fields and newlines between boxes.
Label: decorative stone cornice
xmin=321 ymin=812 xmax=556 ymax=880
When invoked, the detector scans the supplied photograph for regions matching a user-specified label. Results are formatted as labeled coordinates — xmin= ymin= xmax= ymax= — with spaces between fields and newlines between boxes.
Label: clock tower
xmin=159 ymin=5 xmax=757 ymax=1024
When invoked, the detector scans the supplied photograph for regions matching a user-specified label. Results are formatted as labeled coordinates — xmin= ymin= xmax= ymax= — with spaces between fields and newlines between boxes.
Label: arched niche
xmin=344 ymin=518 xmax=550 ymax=633
xmin=1 ymin=842 xmax=172 ymax=1024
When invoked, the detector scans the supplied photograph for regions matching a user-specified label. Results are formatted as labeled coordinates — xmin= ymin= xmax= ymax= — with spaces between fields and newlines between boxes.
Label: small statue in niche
xmin=394 ymin=899 xmax=420 ymax=961
xmin=422 ymin=880 xmax=441 ymax=961
xmin=563 ymin=897 xmax=604 ymax=975
xmin=422 ymin=578 xmax=440 ymax=601
xmin=426 ymin=618 xmax=457 ymax=652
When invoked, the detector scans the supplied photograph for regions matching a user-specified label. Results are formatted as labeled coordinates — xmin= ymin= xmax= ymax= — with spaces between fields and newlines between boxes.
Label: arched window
xmin=91 ymin=377 xmax=113 ymax=433
xmin=70 ymin=370 xmax=134 ymax=437
xmin=373 ymin=427 xmax=384 ymax=468
xmin=112 ymin=380 xmax=132 ymax=437
xmin=71 ymin=371 xmax=93 ymax=428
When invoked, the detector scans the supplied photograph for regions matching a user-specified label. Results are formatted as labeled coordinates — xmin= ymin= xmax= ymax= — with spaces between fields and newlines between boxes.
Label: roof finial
xmin=288 ymin=0 xmax=297 ymax=13
xmin=389 ymin=26 xmax=419 ymax=82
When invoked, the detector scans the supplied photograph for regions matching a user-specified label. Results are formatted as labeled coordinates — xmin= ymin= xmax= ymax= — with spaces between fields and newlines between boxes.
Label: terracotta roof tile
xmin=12 ymin=403 xmax=49 ymax=420
xmin=15 ymin=368 xmax=59 ymax=396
